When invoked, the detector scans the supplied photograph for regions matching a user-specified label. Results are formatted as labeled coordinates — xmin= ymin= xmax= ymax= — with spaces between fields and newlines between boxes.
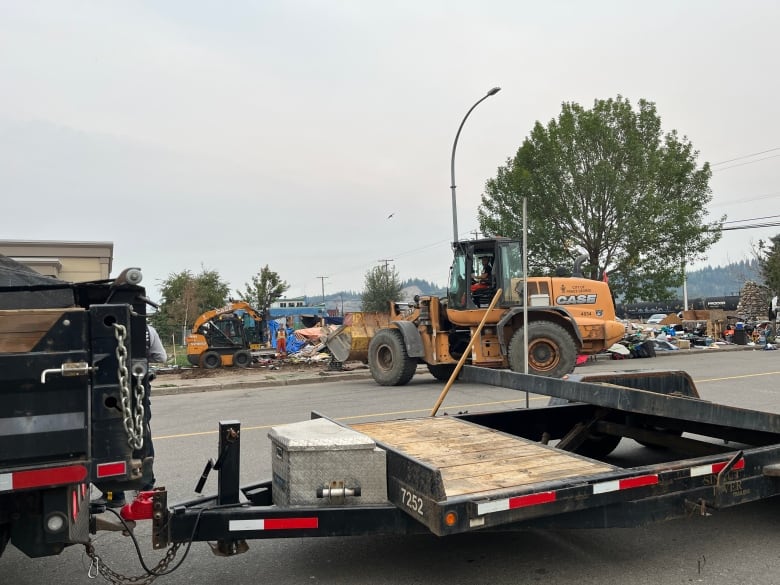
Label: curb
xmin=153 ymin=370 xmax=375 ymax=396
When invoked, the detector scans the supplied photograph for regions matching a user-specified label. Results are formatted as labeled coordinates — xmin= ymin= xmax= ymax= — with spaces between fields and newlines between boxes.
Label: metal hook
xmin=88 ymin=556 xmax=99 ymax=579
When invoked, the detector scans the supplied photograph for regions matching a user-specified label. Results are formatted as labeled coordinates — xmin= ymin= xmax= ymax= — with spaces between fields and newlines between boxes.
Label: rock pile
xmin=737 ymin=280 xmax=770 ymax=322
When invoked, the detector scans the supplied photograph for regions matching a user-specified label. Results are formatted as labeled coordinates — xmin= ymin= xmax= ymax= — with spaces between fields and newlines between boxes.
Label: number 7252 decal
xmin=400 ymin=487 xmax=424 ymax=516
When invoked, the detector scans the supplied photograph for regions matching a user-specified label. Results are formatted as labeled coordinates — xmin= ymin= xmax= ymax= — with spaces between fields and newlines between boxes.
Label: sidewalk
xmin=153 ymin=343 xmax=760 ymax=396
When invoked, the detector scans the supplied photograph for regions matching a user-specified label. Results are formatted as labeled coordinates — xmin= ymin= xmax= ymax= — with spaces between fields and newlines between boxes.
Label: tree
xmin=238 ymin=265 xmax=289 ymax=313
xmin=152 ymin=267 xmax=231 ymax=342
xmin=756 ymin=234 xmax=780 ymax=295
xmin=478 ymin=96 xmax=724 ymax=302
xmin=361 ymin=265 xmax=403 ymax=312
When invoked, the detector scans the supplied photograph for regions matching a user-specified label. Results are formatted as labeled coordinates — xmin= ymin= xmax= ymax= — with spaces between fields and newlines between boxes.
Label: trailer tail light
xmin=0 ymin=464 xmax=88 ymax=492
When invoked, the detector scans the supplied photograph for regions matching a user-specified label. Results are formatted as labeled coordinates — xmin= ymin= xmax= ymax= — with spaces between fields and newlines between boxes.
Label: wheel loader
xmin=328 ymin=237 xmax=625 ymax=385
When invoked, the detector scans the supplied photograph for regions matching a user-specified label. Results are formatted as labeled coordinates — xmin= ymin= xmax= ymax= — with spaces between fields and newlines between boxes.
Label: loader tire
xmin=427 ymin=363 xmax=458 ymax=382
xmin=233 ymin=350 xmax=252 ymax=368
xmin=368 ymin=329 xmax=417 ymax=386
xmin=200 ymin=351 xmax=221 ymax=369
xmin=508 ymin=321 xmax=577 ymax=378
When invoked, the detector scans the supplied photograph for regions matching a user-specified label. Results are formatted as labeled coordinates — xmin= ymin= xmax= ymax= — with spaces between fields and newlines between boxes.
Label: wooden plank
xmin=443 ymin=461 xmax=609 ymax=496
xmin=353 ymin=416 xmax=615 ymax=499
xmin=0 ymin=309 xmax=74 ymax=353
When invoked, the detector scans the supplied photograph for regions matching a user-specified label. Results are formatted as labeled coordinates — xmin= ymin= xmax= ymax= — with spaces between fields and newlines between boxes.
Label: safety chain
xmin=114 ymin=324 xmax=145 ymax=451
xmin=85 ymin=542 xmax=181 ymax=584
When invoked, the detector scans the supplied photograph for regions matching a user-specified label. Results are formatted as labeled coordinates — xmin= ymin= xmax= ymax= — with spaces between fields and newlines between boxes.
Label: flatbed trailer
xmin=151 ymin=366 xmax=780 ymax=554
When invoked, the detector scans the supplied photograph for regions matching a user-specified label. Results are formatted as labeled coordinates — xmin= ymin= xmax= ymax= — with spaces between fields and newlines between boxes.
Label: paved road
xmin=3 ymin=349 xmax=780 ymax=584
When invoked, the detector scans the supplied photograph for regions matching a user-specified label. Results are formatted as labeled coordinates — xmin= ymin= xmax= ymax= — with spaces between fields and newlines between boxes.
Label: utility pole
xmin=378 ymin=259 xmax=394 ymax=284
xmin=316 ymin=276 xmax=328 ymax=306
xmin=377 ymin=259 xmax=394 ymax=272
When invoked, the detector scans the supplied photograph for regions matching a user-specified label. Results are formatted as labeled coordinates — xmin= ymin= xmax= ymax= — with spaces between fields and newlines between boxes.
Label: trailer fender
xmin=392 ymin=320 xmax=425 ymax=358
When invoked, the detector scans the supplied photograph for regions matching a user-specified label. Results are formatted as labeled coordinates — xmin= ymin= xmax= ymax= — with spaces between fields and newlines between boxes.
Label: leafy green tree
xmin=478 ymin=96 xmax=724 ymax=302
xmin=152 ymin=267 xmax=231 ymax=342
xmin=756 ymin=234 xmax=780 ymax=295
xmin=238 ymin=265 xmax=289 ymax=313
xmin=362 ymin=265 xmax=403 ymax=312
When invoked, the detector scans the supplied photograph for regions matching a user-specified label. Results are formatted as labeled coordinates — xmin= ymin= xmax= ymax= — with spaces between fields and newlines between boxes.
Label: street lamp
xmin=450 ymin=86 xmax=501 ymax=244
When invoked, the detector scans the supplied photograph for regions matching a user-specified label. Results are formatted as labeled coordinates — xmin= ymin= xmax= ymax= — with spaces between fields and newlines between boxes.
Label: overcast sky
xmin=2 ymin=1 xmax=779 ymax=301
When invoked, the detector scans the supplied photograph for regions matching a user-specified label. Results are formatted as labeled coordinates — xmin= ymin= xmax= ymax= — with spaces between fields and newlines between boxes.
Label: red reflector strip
xmin=264 ymin=517 xmax=319 ymax=530
xmin=619 ymin=474 xmax=659 ymax=490
xmin=712 ymin=459 xmax=745 ymax=474
xmin=508 ymin=491 xmax=557 ymax=509
xmin=96 ymin=461 xmax=127 ymax=478
xmin=229 ymin=517 xmax=319 ymax=532
xmin=11 ymin=465 xmax=88 ymax=490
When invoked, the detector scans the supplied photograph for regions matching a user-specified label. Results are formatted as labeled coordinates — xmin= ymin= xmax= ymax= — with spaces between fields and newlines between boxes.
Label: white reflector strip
xmin=690 ymin=464 xmax=712 ymax=477
xmin=476 ymin=499 xmax=510 ymax=515
xmin=230 ymin=519 xmax=264 ymax=531
xmin=0 ymin=474 xmax=11 ymax=491
xmin=592 ymin=480 xmax=620 ymax=494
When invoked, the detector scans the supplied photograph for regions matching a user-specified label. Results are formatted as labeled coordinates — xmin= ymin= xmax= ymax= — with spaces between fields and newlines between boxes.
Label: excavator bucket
xmin=324 ymin=312 xmax=391 ymax=363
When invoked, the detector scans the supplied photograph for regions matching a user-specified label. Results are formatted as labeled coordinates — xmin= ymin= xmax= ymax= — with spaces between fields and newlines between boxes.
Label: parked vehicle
xmin=646 ymin=313 xmax=669 ymax=325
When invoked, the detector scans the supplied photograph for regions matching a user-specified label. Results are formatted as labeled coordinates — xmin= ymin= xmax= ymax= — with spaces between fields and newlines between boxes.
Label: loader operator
xmin=470 ymin=256 xmax=493 ymax=293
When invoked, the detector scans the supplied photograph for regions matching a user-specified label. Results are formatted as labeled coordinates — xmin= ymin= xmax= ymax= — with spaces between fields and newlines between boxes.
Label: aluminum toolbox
xmin=268 ymin=418 xmax=387 ymax=507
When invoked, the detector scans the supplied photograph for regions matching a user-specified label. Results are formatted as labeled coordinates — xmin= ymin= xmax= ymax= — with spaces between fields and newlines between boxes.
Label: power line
xmin=723 ymin=214 xmax=780 ymax=225
xmin=712 ymin=152 xmax=780 ymax=172
xmin=711 ymin=147 xmax=780 ymax=167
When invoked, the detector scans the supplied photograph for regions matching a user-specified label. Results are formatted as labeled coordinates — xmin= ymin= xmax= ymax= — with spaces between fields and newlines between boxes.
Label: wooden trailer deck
xmin=352 ymin=416 xmax=614 ymax=498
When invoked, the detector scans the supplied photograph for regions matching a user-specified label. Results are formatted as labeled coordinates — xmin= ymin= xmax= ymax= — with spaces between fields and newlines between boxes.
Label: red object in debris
xmin=120 ymin=491 xmax=155 ymax=521
xmin=575 ymin=354 xmax=589 ymax=366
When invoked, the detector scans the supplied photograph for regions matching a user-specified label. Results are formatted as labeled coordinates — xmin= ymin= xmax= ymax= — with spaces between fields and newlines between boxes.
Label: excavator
xmin=185 ymin=301 xmax=267 ymax=368
xmin=327 ymin=237 xmax=626 ymax=384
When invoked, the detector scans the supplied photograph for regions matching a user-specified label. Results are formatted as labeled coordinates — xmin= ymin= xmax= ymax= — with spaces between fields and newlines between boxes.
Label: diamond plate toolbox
xmin=268 ymin=418 xmax=387 ymax=507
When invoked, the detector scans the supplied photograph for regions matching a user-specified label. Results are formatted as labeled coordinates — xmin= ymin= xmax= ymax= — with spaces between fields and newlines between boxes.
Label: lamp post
xmin=449 ymin=86 xmax=501 ymax=244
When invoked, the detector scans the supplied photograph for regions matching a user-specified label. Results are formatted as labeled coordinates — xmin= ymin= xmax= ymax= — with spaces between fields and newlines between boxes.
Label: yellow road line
xmin=696 ymin=371 xmax=780 ymax=383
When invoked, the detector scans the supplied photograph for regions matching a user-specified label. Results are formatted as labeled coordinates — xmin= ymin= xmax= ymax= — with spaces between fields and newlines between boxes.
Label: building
xmin=268 ymin=297 xmax=327 ymax=328
xmin=0 ymin=240 xmax=113 ymax=282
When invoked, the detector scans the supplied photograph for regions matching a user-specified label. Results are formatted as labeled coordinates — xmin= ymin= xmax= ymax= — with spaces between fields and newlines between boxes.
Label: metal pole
xmin=522 ymin=197 xmax=529 ymax=408
xmin=450 ymin=87 xmax=501 ymax=244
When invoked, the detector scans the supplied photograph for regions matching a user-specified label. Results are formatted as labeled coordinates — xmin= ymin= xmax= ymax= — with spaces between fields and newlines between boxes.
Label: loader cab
xmin=447 ymin=238 xmax=523 ymax=310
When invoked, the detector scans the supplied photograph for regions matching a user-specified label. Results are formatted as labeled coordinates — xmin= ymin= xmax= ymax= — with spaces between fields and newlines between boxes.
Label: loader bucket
xmin=324 ymin=312 xmax=391 ymax=363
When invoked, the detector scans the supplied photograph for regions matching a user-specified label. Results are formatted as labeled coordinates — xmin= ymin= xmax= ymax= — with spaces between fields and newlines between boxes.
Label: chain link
xmin=85 ymin=541 xmax=181 ymax=585
xmin=114 ymin=324 xmax=144 ymax=451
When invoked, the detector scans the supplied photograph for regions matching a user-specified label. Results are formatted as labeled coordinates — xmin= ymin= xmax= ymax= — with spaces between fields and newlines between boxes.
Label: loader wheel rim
xmin=528 ymin=339 xmax=560 ymax=372
xmin=376 ymin=344 xmax=394 ymax=372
